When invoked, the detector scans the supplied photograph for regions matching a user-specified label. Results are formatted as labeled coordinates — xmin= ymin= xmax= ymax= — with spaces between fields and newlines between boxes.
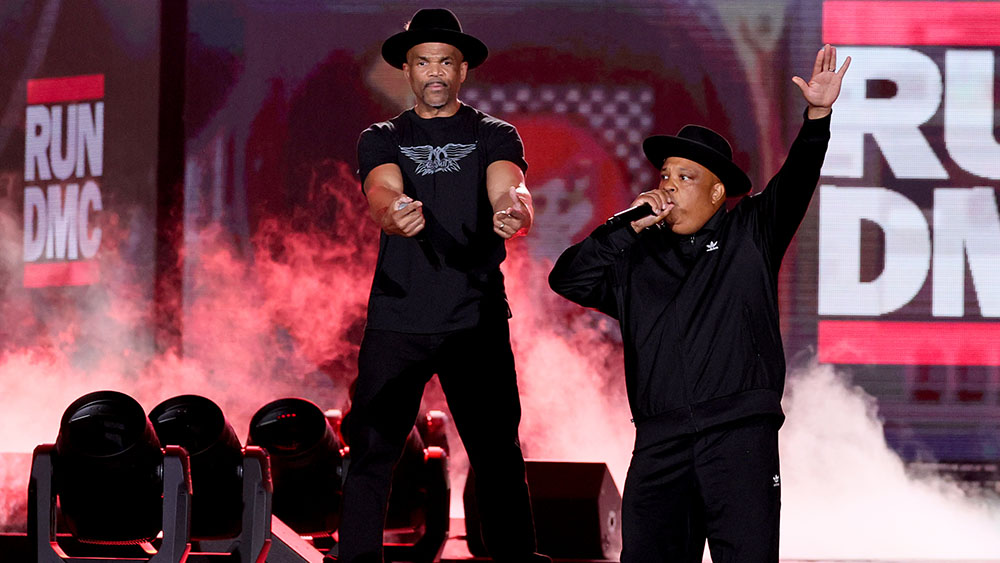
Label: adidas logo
xmin=706 ymin=240 xmax=719 ymax=252
xmin=772 ymin=474 xmax=780 ymax=487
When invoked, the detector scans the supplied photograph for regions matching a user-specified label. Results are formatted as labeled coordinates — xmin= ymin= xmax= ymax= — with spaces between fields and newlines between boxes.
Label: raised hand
xmin=792 ymin=44 xmax=851 ymax=118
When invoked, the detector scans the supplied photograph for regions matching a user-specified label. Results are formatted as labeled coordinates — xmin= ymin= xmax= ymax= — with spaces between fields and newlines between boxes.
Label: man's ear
xmin=459 ymin=61 xmax=468 ymax=83
xmin=712 ymin=182 xmax=726 ymax=205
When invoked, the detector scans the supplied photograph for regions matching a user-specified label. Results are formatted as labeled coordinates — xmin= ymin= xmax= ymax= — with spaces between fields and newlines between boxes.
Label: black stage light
xmin=149 ymin=395 xmax=245 ymax=539
xmin=152 ymin=395 xmax=320 ymax=563
xmin=382 ymin=410 xmax=451 ymax=563
xmin=248 ymin=397 xmax=344 ymax=535
xmin=385 ymin=410 xmax=450 ymax=531
xmin=52 ymin=390 xmax=166 ymax=544
xmin=29 ymin=390 xmax=192 ymax=563
xmin=384 ymin=426 xmax=428 ymax=531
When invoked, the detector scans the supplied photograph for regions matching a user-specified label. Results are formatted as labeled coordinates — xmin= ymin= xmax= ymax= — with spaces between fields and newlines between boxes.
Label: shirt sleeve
xmin=357 ymin=121 xmax=398 ymax=189
xmin=742 ymin=109 xmax=831 ymax=270
xmin=480 ymin=115 xmax=528 ymax=174
xmin=548 ymin=223 xmax=638 ymax=319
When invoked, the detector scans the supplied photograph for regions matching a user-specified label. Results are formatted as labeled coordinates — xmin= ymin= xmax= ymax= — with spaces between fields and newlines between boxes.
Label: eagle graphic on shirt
xmin=400 ymin=143 xmax=477 ymax=175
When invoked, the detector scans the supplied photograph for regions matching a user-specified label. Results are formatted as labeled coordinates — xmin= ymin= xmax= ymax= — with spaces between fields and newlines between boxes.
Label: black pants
xmin=338 ymin=321 xmax=537 ymax=563
xmin=620 ymin=417 xmax=780 ymax=563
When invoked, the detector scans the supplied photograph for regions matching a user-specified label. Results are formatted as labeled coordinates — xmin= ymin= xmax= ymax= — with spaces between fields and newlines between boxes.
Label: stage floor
xmin=437 ymin=519 xmax=1000 ymax=563
xmin=4 ymin=520 xmax=998 ymax=563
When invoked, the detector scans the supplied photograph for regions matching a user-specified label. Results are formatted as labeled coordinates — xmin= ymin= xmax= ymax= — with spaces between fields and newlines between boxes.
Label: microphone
xmin=604 ymin=203 xmax=656 ymax=229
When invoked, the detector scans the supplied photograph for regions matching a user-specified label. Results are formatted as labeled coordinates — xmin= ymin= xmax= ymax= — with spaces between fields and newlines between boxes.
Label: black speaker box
xmin=464 ymin=460 xmax=622 ymax=560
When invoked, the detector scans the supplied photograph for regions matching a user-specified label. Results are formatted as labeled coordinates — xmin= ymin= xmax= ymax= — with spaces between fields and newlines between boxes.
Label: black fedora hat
xmin=642 ymin=126 xmax=752 ymax=196
xmin=382 ymin=8 xmax=488 ymax=69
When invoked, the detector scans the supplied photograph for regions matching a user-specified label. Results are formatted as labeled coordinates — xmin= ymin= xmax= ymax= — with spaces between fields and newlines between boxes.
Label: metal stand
xmin=383 ymin=446 xmax=451 ymax=563
xmin=191 ymin=446 xmax=273 ymax=562
xmin=29 ymin=444 xmax=192 ymax=563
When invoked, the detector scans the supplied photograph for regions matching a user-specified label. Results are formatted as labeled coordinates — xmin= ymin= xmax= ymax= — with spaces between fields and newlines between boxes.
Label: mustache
xmin=423 ymin=80 xmax=447 ymax=89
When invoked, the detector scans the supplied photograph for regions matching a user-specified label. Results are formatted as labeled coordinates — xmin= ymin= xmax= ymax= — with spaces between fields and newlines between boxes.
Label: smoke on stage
xmin=0 ymin=165 xmax=998 ymax=558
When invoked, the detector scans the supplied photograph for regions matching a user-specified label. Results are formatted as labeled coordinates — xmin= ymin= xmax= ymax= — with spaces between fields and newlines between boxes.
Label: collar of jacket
xmin=699 ymin=204 xmax=726 ymax=234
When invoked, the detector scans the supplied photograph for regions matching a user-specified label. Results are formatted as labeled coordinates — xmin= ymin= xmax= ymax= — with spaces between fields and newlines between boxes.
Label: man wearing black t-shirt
xmin=339 ymin=9 xmax=545 ymax=563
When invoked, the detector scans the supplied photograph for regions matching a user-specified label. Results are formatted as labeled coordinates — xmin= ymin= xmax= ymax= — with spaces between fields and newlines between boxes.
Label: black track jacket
xmin=549 ymin=113 xmax=831 ymax=447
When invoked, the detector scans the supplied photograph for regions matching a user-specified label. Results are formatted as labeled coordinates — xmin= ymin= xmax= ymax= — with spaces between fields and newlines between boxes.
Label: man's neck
xmin=414 ymin=100 xmax=462 ymax=119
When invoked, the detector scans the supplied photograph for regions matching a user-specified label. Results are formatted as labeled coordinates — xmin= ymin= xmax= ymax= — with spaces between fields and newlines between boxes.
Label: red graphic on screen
xmin=513 ymin=114 xmax=632 ymax=261
xmin=823 ymin=1 xmax=1000 ymax=46
xmin=26 ymin=74 xmax=104 ymax=104
xmin=23 ymin=74 xmax=105 ymax=288
xmin=818 ymin=1 xmax=1000 ymax=366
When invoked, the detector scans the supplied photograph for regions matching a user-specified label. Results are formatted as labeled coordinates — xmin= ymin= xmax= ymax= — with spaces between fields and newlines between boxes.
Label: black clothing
xmin=621 ymin=417 xmax=780 ymax=562
xmin=342 ymin=104 xmax=539 ymax=563
xmin=549 ymin=113 xmax=830 ymax=561
xmin=548 ymin=114 xmax=831 ymax=442
xmin=357 ymin=104 xmax=528 ymax=333
xmin=339 ymin=323 xmax=537 ymax=562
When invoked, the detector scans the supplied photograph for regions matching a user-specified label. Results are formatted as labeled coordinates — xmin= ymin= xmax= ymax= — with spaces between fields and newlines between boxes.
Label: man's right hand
xmin=628 ymin=189 xmax=673 ymax=233
xmin=792 ymin=44 xmax=851 ymax=120
xmin=381 ymin=194 xmax=425 ymax=236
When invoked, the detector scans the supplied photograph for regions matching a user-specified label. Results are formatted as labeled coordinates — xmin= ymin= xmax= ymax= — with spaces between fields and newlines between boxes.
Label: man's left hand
xmin=494 ymin=185 xmax=531 ymax=239
xmin=793 ymin=44 xmax=851 ymax=119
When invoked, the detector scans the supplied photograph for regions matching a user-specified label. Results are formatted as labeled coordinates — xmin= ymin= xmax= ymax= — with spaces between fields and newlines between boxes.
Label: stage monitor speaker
xmin=464 ymin=460 xmax=622 ymax=560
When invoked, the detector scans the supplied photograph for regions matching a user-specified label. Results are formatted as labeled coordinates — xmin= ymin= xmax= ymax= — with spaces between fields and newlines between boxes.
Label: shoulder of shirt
xmin=360 ymin=109 xmax=414 ymax=137
xmin=723 ymin=198 xmax=759 ymax=231
xmin=729 ymin=195 xmax=754 ymax=213
xmin=464 ymin=103 xmax=518 ymax=132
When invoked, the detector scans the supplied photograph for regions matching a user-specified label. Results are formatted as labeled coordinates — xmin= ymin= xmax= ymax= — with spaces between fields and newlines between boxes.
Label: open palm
xmin=793 ymin=44 xmax=851 ymax=109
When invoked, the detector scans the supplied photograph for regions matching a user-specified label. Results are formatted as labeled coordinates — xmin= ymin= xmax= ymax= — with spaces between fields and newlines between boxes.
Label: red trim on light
xmin=26 ymin=75 xmax=104 ymax=104
xmin=823 ymin=1 xmax=1000 ymax=46
xmin=23 ymin=261 xmax=100 ymax=288
xmin=818 ymin=320 xmax=1000 ymax=366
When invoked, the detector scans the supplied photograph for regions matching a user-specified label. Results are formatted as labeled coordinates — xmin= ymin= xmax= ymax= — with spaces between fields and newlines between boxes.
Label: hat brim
xmin=642 ymin=136 xmax=752 ymax=197
xmin=382 ymin=29 xmax=488 ymax=69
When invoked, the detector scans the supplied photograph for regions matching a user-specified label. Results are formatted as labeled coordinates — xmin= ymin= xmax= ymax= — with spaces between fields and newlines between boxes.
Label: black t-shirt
xmin=357 ymin=104 xmax=528 ymax=333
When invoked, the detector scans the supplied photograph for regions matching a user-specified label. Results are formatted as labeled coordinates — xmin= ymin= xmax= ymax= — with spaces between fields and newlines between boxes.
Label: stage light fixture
xmin=53 ymin=390 xmax=167 ymax=544
xmin=149 ymin=394 xmax=245 ymax=539
xmin=248 ymin=397 xmax=344 ymax=535
xmin=384 ymin=410 xmax=450 ymax=531
xmin=29 ymin=390 xmax=191 ymax=563
xmin=380 ymin=410 xmax=451 ymax=563
xmin=246 ymin=398 xmax=450 ymax=561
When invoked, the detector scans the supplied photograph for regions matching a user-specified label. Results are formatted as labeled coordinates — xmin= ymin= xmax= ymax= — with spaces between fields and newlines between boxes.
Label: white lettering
xmin=24 ymin=106 xmax=51 ymax=182
xmin=45 ymin=183 xmax=79 ymax=260
xmin=22 ymin=186 xmax=46 ymax=262
xmin=49 ymin=105 xmax=77 ymax=181
xmin=77 ymin=180 xmax=102 ymax=259
xmin=932 ymin=188 xmax=1000 ymax=317
xmin=944 ymin=51 xmax=1000 ymax=180
xmin=22 ymin=89 xmax=104 ymax=275
xmin=76 ymin=102 xmax=103 ymax=178
xmin=822 ymin=47 xmax=947 ymax=180
xmin=818 ymin=185 xmax=931 ymax=316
